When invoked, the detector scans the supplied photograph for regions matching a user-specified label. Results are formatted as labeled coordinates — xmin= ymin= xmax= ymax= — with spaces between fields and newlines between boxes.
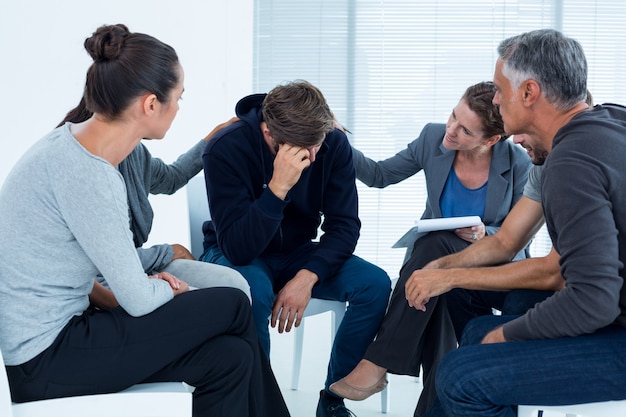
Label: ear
xmin=521 ymin=79 xmax=541 ymax=106
xmin=260 ymin=121 xmax=278 ymax=153
xmin=261 ymin=121 xmax=276 ymax=145
xmin=260 ymin=122 xmax=271 ymax=139
xmin=485 ymin=134 xmax=502 ymax=147
xmin=142 ymin=93 xmax=159 ymax=116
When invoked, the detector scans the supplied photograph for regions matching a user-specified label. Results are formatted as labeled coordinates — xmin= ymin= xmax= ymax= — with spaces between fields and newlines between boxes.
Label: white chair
xmin=186 ymin=173 xmax=210 ymax=259
xmin=518 ymin=400 xmax=626 ymax=417
xmin=291 ymin=298 xmax=390 ymax=413
xmin=291 ymin=298 xmax=347 ymax=390
xmin=0 ymin=348 xmax=192 ymax=417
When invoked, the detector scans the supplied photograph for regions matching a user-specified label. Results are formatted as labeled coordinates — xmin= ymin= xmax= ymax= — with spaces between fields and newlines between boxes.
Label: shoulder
xmin=407 ymin=123 xmax=446 ymax=153
xmin=495 ymin=138 xmax=530 ymax=164
xmin=324 ymin=128 xmax=350 ymax=148
xmin=204 ymin=121 xmax=257 ymax=157
xmin=121 ymin=142 xmax=151 ymax=169
xmin=421 ymin=123 xmax=446 ymax=139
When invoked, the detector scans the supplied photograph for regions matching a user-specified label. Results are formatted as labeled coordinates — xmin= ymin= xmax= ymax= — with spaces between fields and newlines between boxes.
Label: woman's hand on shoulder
xmin=204 ymin=117 xmax=239 ymax=142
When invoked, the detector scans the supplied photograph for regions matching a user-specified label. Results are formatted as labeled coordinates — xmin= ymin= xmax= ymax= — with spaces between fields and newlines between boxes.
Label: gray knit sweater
xmin=0 ymin=124 xmax=173 ymax=365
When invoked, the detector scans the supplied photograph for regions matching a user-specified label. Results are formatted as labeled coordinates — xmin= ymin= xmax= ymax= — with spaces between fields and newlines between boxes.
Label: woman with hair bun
xmin=0 ymin=24 xmax=290 ymax=417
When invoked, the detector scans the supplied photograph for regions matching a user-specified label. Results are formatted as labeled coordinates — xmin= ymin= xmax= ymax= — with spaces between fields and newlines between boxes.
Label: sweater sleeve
xmin=54 ymin=158 xmax=174 ymax=317
xmin=352 ymin=127 xmax=429 ymax=188
xmin=148 ymin=139 xmax=205 ymax=195
xmin=136 ymin=244 xmax=175 ymax=273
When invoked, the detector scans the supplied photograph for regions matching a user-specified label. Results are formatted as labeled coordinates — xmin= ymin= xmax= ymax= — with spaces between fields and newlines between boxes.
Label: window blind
xmin=253 ymin=0 xmax=625 ymax=277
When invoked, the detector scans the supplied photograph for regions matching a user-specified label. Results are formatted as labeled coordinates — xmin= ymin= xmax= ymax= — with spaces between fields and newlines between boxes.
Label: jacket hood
xmin=235 ymin=93 xmax=266 ymax=129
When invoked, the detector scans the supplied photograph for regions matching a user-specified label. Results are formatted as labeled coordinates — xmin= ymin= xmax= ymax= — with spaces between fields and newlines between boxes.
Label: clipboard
xmin=392 ymin=216 xmax=482 ymax=248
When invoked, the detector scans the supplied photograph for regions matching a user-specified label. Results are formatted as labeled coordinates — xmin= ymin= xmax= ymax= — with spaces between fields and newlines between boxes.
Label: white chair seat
xmin=1 ymin=348 xmax=192 ymax=417
xmin=11 ymin=383 xmax=192 ymax=417
xmin=518 ymin=400 xmax=626 ymax=417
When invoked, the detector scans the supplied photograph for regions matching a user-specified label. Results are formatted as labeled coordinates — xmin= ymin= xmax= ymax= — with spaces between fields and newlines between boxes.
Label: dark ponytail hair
xmin=57 ymin=96 xmax=91 ymax=127
xmin=58 ymin=24 xmax=179 ymax=126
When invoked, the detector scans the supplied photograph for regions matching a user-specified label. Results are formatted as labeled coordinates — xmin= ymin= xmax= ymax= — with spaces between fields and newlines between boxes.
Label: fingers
xmin=278 ymin=144 xmax=312 ymax=165
xmin=205 ymin=116 xmax=239 ymax=142
xmin=148 ymin=271 xmax=181 ymax=290
xmin=455 ymin=223 xmax=485 ymax=243
xmin=405 ymin=275 xmax=430 ymax=312
xmin=269 ymin=144 xmax=311 ymax=198
xmin=271 ymin=305 xmax=300 ymax=333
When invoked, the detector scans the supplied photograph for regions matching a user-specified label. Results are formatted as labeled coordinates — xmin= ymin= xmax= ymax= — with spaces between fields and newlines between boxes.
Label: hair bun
xmin=84 ymin=24 xmax=130 ymax=62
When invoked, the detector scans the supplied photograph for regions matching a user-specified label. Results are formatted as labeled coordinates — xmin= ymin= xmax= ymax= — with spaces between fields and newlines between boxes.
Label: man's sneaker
xmin=316 ymin=390 xmax=357 ymax=417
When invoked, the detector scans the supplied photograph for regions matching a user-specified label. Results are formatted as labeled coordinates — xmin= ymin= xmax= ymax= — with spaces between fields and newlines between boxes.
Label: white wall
xmin=0 ymin=0 xmax=253 ymax=250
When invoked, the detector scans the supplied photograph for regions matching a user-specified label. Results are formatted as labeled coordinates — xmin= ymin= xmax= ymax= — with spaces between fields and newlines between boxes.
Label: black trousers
xmin=364 ymin=231 xmax=553 ymax=417
xmin=7 ymin=288 xmax=290 ymax=417
xmin=364 ymin=231 xmax=466 ymax=417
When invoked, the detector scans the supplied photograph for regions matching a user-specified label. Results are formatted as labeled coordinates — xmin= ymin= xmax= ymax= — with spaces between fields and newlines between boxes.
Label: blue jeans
xmin=425 ymin=315 xmax=626 ymax=417
xmin=201 ymin=242 xmax=391 ymax=390
xmin=445 ymin=288 xmax=554 ymax=341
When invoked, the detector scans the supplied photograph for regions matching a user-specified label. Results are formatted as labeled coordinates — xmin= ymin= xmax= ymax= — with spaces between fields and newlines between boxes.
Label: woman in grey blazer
xmin=330 ymin=81 xmax=532 ymax=417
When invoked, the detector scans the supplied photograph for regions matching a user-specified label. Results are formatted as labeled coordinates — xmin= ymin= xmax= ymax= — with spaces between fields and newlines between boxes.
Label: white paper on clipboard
xmin=391 ymin=216 xmax=482 ymax=248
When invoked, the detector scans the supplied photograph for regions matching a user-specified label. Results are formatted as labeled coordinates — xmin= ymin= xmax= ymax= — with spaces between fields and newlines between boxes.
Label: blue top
xmin=351 ymin=123 xmax=532 ymax=259
xmin=201 ymin=94 xmax=359 ymax=283
xmin=440 ymin=168 xmax=487 ymax=218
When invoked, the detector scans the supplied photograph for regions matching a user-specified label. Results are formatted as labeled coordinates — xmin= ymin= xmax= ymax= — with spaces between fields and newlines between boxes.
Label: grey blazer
xmin=352 ymin=122 xmax=532 ymax=260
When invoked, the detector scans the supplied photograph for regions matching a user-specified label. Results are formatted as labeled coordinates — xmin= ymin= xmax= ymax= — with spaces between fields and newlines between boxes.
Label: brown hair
xmin=262 ymin=80 xmax=335 ymax=147
xmin=462 ymin=81 xmax=509 ymax=141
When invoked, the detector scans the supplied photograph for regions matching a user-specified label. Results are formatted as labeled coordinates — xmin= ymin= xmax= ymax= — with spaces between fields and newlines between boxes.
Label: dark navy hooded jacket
xmin=201 ymin=93 xmax=360 ymax=283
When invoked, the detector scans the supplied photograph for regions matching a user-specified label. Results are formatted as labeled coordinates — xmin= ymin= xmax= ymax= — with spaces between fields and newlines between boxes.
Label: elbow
xmin=118 ymin=292 xmax=169 ymax=317
xmin=588 ymin=304 xmax=621 ymax=330
xmin=542 ymin=249 xmax=564 ymax=291
xmin=546 ymin=272 xmax=566 ymax=291
xmin=121 ymin=303 xmax=154 ymax=318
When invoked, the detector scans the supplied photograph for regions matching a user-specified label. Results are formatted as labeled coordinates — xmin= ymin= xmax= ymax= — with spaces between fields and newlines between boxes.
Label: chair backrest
xmin=0 ymin=349 xmax=15 ymax=417
xmin=186 ymin=174 xmax=210 ymax=259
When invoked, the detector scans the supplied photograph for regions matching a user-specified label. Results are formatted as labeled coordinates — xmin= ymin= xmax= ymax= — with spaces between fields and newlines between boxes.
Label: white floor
xmin=268 ymin=314 xmax=575 ymax=417
xmin=269 ymin=311 xmax=423 ymax=417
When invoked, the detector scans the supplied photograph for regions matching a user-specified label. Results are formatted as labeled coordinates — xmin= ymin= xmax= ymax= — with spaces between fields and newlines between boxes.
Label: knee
xmin=407 ymin=231 xmax=468 ymax=269
xmin=435 ymin=349 xmax=473 ymax=405
xmin=223 ymin=269 xmax=252 ymax=303
xmin=234 ymin=270 xmax=273 ymax=318
xmin=197 ymin=336 xmax=253 ymax=387
xmin=360 ymin=266 xmax=392 ymax=309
